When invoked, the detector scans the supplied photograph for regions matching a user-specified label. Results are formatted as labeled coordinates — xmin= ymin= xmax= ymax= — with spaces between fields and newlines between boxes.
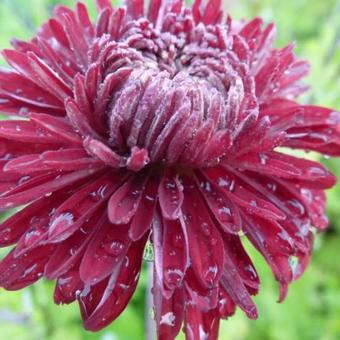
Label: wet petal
xmin=158 ymin=169 xmax=184 ymax=220
xmin=180 ymin=177 xmax=224 ymax=288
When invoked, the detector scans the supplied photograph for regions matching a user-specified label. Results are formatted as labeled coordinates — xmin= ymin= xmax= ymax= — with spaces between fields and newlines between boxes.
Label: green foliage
xmin=0 ymin=0 xmax=339 ymax=339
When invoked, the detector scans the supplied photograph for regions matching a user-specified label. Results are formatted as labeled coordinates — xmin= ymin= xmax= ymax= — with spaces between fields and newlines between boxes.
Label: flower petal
xmin=180 ymin=177 xmax=225 ymax=288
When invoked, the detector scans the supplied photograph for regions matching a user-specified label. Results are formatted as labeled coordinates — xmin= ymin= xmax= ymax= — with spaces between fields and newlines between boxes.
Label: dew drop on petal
xmin=172 ymin=233 xmax=184 ymax=248
xmin=49 ymin=212 xmax=74 ymax=235
xmin=201 ymin=222 xmax=211 ymax=236
xmin=160 ymin=312 xmax=176 ymax=326
xmin=164 ymin=267 xmax=184 ymax=286
xmin=102 ymin=240 xmax=125 ymax=256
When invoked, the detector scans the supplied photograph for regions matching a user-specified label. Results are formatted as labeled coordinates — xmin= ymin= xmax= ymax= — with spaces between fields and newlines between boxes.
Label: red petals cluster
xmin=0 ymin=0 xmax=339 ymax=338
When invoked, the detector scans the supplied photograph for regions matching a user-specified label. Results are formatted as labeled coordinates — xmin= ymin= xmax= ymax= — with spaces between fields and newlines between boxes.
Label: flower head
xmin=0 ymin=0 xmax=339 ymax=338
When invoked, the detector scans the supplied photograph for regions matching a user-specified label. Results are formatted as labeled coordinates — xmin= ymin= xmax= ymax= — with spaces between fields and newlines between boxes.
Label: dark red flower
xmin=0 ymin=0 xmax=339 ymax=338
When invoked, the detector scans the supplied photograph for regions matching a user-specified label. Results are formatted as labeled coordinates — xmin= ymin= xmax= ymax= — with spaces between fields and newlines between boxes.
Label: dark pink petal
xmin=0 ymin=69 xmax=64 ymax=115
xmin=0 ymin=169 xmax=99 ymax=210
xmin=126 ymin=0 xmax=144 ymax=19
xmin=154 ymin=215 xmax=188 ymax=295
xmin=62 ymin=13 xmax=89 ymax=69
xmin=162 ymin=217 xmax=188 ymax=291
xmin=65 ymin=98 xmax=102 ymax=139
xmin=243 ymin=214 xmax=294 ymax=301
xmin=147 ymin=0 xmax=162 ymax=23
xmin=196 ymin=171 xmax=242 ymax=233
xmin=4 ymin=149 xmax=103 ymax=174
xmin=129 ymin=178 xmax=158 ymax=241
xmin=181 ymin=177 xmax=225 ymax=288
xmin=79 ymin=214 xmax=130 ymax=285
xmin=96 ymin=0 xmax=113 ymax=11
xmin=44 ymin=211 xmax=102 ymax=279
xmin=184 ymin=268 xmax=219 ymax=311
xmin=184 ymin=304 xmax=220 ymax=340
xmin=28 ymin=52 xmax=73 ymax=101
xmin=218 ymin=287 xmax=236 ymax=319
xmin=96 ymin=7 xmax=111 ymax=37
xmin=220 ymin=248 xmax=258 ymax=319
xmin=108 ymin=173 xmax=148 ymax=224
xmin=0 ymin=245 xmax=54 ymax=290
xmin=126 ymin=146 xmax=150 ymax=171
xmin=0 ymin=120 xmax=63 ymax=144
xmin=54 ymin=268 xmax=84 ymax=305
xmin=0 ymin=191 xmax=65 ymax=247
xmin=48 ymin=18 xmax=70 ymax=48
xmin=154 ymin=278 xmax=184 ymax=340
xmin=29 ymin=113 xmax=82 ymax=146
xmin=12 ymin=192 xmax=69 ymax=257
xmin=47 ymin=172 xmax=123 ymax=243
xmin=203 ymin=166 xmax=286 ymax=221
xmin=223 ymin=234 xmax=259 ymax=293
xmin=41 ymin=148 xmax=104 ymax=172
xmin=158 ymin=169 xmax=184 ymax=220
xmin=83 ymin=137 xmax=122 ymax=168
xmin=81 ymin=239 xmax=145 ymax=331
xmin=234 ymin=151 xmax=336 ymax=189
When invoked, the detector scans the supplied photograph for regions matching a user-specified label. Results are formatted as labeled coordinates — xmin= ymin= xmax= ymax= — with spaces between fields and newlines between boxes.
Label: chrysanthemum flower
xmin=0 ymin=0 xmax=339 ymax=338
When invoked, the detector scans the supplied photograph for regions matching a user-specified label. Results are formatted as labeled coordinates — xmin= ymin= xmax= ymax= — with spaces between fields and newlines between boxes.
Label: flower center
xmin=72 ymin=20 xmax=257 ymax=172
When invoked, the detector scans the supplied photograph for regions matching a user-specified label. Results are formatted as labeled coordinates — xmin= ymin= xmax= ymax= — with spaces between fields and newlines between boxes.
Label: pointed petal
xmin=158 ymin=169 xmax=184 ymax=220
xmin=180 ymin=177 xmax=225 ymax=288
xmin=81 ymin=239 xmax=145 ymax=331
xmin=79 ymin=215 xmax=130 ymax=285
xmin=129 ymin=178 xmax=158 ymax=241
xmin=0 ymin=245 xmax=54 ymax=290
xmin=108 ymin=174 xmax=148 ymax=224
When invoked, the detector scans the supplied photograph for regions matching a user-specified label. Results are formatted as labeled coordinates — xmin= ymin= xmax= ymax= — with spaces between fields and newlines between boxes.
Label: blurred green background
xmin=0 ymin=0 xmax=339 ymax=339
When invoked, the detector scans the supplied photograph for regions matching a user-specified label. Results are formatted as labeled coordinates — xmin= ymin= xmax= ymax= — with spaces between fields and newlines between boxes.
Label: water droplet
xmin=29 ymin=216 xmax=45 ymax=228
xmin=172 ymin=233 xmax=184 ymax=248
xmin=18 ymin=176 xmax=31 ymax=185
xmin=49 ymin=212 xmax=74 ymax=236
xmin=164 ymin=268 xmax=184 ymax=286
xmin=286 ymin=199 xmax=305 ymax=215
xmin=307 ymin=166 xmax=327 ymax=177
xmin=145 ymin=195 xmax=155 ymax=202
xmin=199 ymin=325 xmax=209 ymax=340
xmin=259 ymin=153 xmax=268 ymax=165
xmin=160 ymin=312 xmax=176 ymax=326
xmin=89 ymin=185 xmax=108 ymax=201
xmin=266 ymin=182 xmax=277 ymax=192
xmin=169 ymin=250 xmax=176 ymax=256
xmin=202 ymin=181 xmax=212 ymax=192
xmin=22 ymin=264 xmax=38 ymax=277
xmin=309 ymin=132 xmax=328 ymax=143
xmin=245 ymin=264 xmax=257 ymax=280
xmin=36 ymin=96 xmax=45 ymax=103
xmin=58 ymin=277 xmax=72 ymax=285
xmin=300 ymin=188 xmax=312 ymax=203
xmin=165 ymin=180 xmax=176 ymax=190
xmin=218 ymin=206 xmax=231 ymax=216
xmin=201 ymin=222 xmax=211 ymax=236
xmin=24 ymin=229 xmax=43 ymax=246
xmin=204 ymin=264 xmax=218 ymax=283
xmin=218 ymin=177 xmax=235 ymax=191
xmin=103 ymin=240 xmax=125 ymax=256
xmin=250 ymin=200 xmax=257 ymax=207
xmin=131 ymin=189 xmax=141 ymax=197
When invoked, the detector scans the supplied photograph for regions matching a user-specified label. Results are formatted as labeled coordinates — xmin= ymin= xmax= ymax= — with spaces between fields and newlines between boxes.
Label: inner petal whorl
xmin=76 ymin=20 xmax=256 ymax=171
